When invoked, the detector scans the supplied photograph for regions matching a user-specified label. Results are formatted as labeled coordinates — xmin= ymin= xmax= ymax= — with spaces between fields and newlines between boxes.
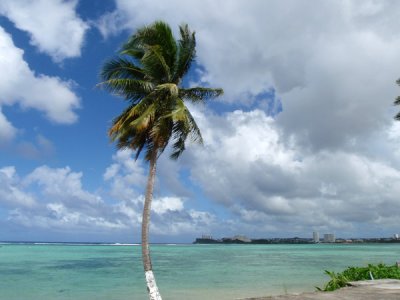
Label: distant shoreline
xmin=193 ymin=237 xmax=400 ymax=245
xmin=2 ymin=238 xmax=400 ymax=246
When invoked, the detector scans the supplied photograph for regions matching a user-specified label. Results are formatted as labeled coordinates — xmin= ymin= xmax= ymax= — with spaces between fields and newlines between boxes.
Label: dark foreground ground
xmin=244 ymin=279 xmax=400 ymax=300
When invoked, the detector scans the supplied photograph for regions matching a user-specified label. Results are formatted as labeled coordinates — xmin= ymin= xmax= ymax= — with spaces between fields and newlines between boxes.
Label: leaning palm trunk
xmin=142 ymin=150 xmax=162 ymax=300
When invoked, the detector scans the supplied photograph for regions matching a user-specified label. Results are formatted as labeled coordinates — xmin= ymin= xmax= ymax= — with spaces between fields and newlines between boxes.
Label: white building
xmin=313 ymin=231 xmax=320 ymax=243
xmin=201 ymin=235 xmax=213 ymax=239
xmin=324 ymin=233 xmax=336 ymax=243
xmin=394 ymin=234 xmax=399 ymax=240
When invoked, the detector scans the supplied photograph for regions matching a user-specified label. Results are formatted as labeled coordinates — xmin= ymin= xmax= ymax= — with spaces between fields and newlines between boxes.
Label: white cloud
xmin=98 ymin=0 xmax=400 ymax=151
xmin=103 ymin=149 xmax=148 ymax=201
xmin=152 ymin=197 xmax=184 ymax=214
xmin=180 ymin=107 xmax=400 ymax=236
xmin=25 ymin=165 xmax=102 ymax=207
xmin=0 ymin=26 xmax=80 ymax=142
xmin=4 ymin=116 xmax=400 ymax=239
xmin=3 ymin=1 xmax=400 ymax=240
xmin=94 ymin=1 xmax=400 ymax=237
xmin=277 ymin=29 xmax=399 ymax=150
xmin=9 ymin=203 xmax=127 ymax=231
xmin=4 ymin=165 xmax=128 ymax=233
xmin=0 ymin=162 xmax=216 ymax=240
xmin=0 ymin=0 xmax=88 ymax=61
xmin=0 ymin=107 xmax=17 ymax=141
xmin=103 ymin=150 xmax=218 ymax=237
xmin=96 ymin=10 xmax=125 ymax=39
xmin=0 ymin=166 xmax=36 ymax=208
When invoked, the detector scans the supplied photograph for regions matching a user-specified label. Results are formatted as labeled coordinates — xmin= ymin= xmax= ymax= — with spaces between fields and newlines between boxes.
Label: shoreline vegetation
xmin=318 ymin=263 xmax=400 ymax=291
xmin=194 ymin=236 xmax=400 ymax=244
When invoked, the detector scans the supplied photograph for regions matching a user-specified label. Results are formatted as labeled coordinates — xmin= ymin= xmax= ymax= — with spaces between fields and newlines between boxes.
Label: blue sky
xmin=1 ymin=0 xmax=400 ymax=243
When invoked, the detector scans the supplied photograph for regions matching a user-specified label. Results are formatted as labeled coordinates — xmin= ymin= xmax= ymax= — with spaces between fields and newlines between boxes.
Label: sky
xmin=1 ymin=0 xmax=400 ymax=243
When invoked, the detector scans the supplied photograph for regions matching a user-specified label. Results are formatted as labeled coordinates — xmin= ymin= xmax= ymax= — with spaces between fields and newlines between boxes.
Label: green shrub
xmin=317 ymin=263 xmax=400 ymax=291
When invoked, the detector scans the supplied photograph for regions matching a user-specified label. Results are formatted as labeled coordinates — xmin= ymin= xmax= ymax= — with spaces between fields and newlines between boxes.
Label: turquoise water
xmin=1 ymin=243 xmax=400 ymax=299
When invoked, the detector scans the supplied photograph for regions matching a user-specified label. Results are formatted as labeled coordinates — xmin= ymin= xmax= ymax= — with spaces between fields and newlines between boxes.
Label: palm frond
xmin=116 ymin=126 xmax=151 ymax=160
xmin=98 ymin=79 xmax=154 ymax=102
xmin=100 ymin=58 xmax=145 ymax=81
xmin=133 ymin=139 xmax=146 ymax=160
xmin=150 ymin=117 xmax=173 ymax=156
xmin=149 ymin=21 xmax=178 ymax=70
xmin=146 ymin=117 xmax=173 ymax=160
xmin=109 ymin=99 xmax=154 ymax=140
xmin=121 ymin=21 xmax=177 ymax=72
xmin=110 ymin=105 xmax=153 ymax=160
xmin=128 ymin=104 xmax=155 ymax=131
xmin=120 ymin=25 xmax=155 ymax=60
xmin=170 ymin=120 xmax=189 ymax=160
xmin=394 ymin=96 xmax=400 ymax=106
xmin=109 ymin=103 xmax=136 ymax=140
xmin=169 ymin=99 xmax=203 ymax=159
xmin=185 ymin=108 xmax=203 ymax=144
xmin=141 ymin=44 xmax=171 ymax=82
xmin=180 ymin=87 xmax=224 ymax=103
xmin=172 ymin=24 xmax=196 ymax=83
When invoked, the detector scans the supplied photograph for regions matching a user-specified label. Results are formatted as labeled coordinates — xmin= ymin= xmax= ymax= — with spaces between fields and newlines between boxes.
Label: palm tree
xmin=99 ymin=21 xmax=223 ymax=300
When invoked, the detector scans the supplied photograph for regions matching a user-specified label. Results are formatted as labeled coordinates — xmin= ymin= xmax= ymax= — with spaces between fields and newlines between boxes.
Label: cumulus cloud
xmin=3 ymin=1 xmax=400 ymax=240
xmin=0 ymin=159 xmax=217 ymax=241
xmin=93 ymin=1 xmax=400 ymax=238
xmin=103 ymin=150 xmax=219 ymax=237
xmin=103 ymin=149 xmax=148 ymax=201
xmin=0 ymin=26 xmax=80 ymax=142
xmin=3 ymin=113 xmax=400 ymax=239
xmin=98 ymin=0 xmax=400 ymax=152
xmin=0 ymin=0 xmax=88 ymax=61
xmin=179 ymin=107 xmax=400 ymax=237
xmin=0 ymin=166 xmax=36 ymax=208
xmin=277 ymin=29 xmax=400 ymax=151
xmin=152 ymin=197 xmax=184 ymax=214
xmin=24 ymin=165 xmax=103 ymax=208
xmin=0 ymin=165 xmax=126 ymax=235
xmin=0 ymin=107 xmax=17 ymax=141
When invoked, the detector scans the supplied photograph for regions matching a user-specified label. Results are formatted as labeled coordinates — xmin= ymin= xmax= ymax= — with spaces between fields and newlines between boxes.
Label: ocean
xmin=1 ymin=243 xmax=399 ymax=299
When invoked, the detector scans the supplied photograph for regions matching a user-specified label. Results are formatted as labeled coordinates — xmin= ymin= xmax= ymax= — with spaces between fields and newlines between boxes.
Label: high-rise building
xmin=313 ymin=231 xmax=319 ymax=243
xmin=324 ymin=233 xmax=336 ymax=243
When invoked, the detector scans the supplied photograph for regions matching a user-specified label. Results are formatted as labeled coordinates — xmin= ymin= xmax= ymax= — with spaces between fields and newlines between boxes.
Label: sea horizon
xmin=1 ymin=235 xmax=397 ymax=245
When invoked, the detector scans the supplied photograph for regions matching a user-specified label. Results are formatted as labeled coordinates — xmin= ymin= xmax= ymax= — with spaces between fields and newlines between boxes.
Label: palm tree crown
xmin=100 ymin=21 xmax=223 ymax=160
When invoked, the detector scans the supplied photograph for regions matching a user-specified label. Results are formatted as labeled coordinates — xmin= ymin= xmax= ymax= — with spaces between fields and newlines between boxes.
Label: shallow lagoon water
xmin=1 ymin=243 xmax=399 ymax=299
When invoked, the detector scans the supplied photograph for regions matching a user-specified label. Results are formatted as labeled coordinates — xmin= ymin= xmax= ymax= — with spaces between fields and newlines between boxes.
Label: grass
xmin=317 ymin=263 xmax=400 ymax=291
